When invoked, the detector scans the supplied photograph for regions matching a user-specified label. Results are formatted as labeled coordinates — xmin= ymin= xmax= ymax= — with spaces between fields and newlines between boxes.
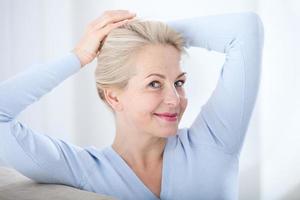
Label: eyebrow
xmin=146 ymin=72 xmax=187 ymax=79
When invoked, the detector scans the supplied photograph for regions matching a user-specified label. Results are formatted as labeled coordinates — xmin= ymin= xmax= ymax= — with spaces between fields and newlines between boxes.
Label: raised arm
xmin=0 ymin=10 xmax=136 ymax=187
xmin=0 ymin=53 xmax=87 ymax=187
xmin=166 ymin=12 xmax=264 ymax=155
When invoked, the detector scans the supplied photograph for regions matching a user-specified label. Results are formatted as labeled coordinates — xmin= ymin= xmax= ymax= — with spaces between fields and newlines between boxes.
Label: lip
xmin=154 ymin=112 xmax=178 ymax=117
xmin=154 ymin=112 xmax=178 ymax=122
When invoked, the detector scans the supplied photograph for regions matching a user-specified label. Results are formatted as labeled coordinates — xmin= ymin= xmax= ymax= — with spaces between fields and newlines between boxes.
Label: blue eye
xmin=175 ymin=80 xmax=185 ymax=87
xmin=149 ymin=81 xmax=161 ymax=89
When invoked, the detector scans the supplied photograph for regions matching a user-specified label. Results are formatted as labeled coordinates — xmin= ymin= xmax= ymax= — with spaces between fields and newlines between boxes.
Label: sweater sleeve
xmin=0 ymin=53 xmax=87 ymax=188
xmin=166 ymin=12 xmax=264 ymax=155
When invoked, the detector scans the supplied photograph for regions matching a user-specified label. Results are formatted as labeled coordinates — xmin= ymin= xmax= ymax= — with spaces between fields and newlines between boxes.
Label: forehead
xmin=132 ymin=44 xmax=183 ymax=77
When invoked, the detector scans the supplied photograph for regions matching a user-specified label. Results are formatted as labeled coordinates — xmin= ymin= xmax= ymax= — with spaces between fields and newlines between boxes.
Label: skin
xmin=72 ymin=10 xmax=187 ymax=197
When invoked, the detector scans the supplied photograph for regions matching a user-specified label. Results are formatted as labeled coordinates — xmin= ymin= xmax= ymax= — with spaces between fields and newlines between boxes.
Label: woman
xmin=0 ymin=9 xmax=264 ymax=200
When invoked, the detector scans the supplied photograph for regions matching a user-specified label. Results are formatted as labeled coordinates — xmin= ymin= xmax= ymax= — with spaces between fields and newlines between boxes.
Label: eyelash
xmin=148 ymin=80 xmax=186 ymax=89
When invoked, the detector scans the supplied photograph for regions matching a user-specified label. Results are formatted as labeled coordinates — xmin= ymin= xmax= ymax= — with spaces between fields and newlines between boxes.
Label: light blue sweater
xmin=0 ymin=12 xmax=264 ymax=200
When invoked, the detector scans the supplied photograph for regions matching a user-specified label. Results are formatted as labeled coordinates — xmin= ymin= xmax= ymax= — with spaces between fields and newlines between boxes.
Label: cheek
xmin=179 ymin=96 xmax=188 ymax=118
xmin=179 ymin=90 xmax=188 ymax=109
xmin=181 ymin=98 xmax=188 ymax=109
xmin=130 ymin=95 xmax=160 ymax=121
xmin=140 ymin=93 xmax=162 ymax=108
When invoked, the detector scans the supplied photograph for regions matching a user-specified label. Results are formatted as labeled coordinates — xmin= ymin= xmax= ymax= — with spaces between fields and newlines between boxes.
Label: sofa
xmin=0 ymin=166 xmax=116 ymax=200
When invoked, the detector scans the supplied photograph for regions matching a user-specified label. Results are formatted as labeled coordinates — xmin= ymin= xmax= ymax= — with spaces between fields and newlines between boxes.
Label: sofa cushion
xmin=0 ymin=167 xmax=116 ymax=200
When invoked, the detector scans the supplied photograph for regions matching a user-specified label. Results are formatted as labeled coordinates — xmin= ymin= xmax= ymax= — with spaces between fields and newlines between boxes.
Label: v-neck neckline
xmin=104 ymin=138 xmax=172 ymax=200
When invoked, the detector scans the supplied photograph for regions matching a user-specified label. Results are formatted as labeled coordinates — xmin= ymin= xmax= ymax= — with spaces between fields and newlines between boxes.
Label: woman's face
xmin=118 ymin=44 xmax=188 ymax=138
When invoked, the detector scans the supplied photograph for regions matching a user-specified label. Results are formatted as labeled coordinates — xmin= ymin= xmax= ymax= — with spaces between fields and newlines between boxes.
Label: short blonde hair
xmin=95 ymin=19 xmax=186 ymax=112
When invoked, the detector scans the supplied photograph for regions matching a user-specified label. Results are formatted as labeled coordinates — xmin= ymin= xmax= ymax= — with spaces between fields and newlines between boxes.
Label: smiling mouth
xmin=154 ymin=113 xmax=178 ymax=122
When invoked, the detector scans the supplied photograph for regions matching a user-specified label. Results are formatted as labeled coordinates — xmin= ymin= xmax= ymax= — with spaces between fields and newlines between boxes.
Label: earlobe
xmin=103 ymin=88 xmax=123 ymax=111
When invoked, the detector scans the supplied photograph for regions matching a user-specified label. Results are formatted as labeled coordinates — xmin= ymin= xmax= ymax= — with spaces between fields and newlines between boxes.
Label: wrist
xmin=72 ymin=48 xmax=96 ymax=67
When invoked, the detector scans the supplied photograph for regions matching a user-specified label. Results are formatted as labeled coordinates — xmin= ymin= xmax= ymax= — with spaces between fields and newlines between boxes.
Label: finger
xmin=88 ymin=10 xmax=133 ymax=28
xmin=96 ymin=19 xmax=131 ymax=41
xmin=87 ymin=10 xmax=135 ymax=33
xmin=96 ymin=13 xmax=136 ymax=30
xmin=92 ymin=12 xmax=136 ymax=31
xmin=95 ymin=18 xmax=134 ymax=54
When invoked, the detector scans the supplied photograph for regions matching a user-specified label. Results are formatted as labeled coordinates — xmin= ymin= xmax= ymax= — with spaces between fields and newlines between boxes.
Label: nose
xmin=164 ymin=85 xmax=180 ymax=107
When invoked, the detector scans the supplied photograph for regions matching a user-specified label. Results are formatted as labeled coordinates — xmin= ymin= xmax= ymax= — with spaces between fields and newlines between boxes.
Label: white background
xmin=0 ymin=0 xmax=299 ymax=199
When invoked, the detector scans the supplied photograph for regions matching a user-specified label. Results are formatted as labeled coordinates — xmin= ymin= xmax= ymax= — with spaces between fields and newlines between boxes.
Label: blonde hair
xmin=95 ymin=18 xmax=186 ymax=112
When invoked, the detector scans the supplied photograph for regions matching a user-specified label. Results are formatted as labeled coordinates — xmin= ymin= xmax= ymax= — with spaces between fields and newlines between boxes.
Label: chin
xmin=158 ymin=128 xmax=179 ymax=137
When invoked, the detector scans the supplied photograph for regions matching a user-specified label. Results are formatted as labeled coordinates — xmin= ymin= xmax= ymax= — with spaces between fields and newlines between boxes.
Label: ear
xmin=103 ymin=88 xmax=123 ymax=112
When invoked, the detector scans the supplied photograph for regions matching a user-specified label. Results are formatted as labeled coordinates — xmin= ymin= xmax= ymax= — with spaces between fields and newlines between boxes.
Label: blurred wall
xmin=258 ymin=0 xmax=300 ymax=199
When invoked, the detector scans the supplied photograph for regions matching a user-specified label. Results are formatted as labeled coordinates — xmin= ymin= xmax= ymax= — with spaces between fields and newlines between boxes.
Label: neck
xmin=112 ymin=130 xmax=166 ymax=169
